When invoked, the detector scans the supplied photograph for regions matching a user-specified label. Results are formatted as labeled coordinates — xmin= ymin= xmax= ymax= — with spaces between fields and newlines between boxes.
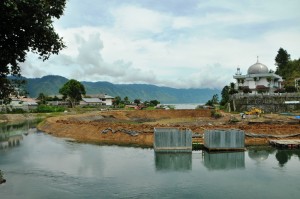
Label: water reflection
xmin=203 ymin=151 xmax=245 ymax=170
xmin=0 ymin=121 xmax=38 ymax=150
xmin=248 ymin=147 xmax=275 ymax=162
xmin=155 ymin=152 xmax=192 ymax=171
xmin=275 ymin=150 xmax=300 ymax=167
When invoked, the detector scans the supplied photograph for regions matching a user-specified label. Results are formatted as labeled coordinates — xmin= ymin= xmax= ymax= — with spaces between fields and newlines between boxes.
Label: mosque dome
xmin=247 ymin=60 xmax=269 ymax=74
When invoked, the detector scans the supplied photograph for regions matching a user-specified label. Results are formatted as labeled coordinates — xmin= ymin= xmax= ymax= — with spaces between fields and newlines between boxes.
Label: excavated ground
xmin=37 ymin=109 xmax=300 ymax=147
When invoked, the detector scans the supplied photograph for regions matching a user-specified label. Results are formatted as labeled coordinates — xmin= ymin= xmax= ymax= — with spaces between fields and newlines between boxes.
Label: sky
xmin=20 ymin=0 xmax=300 ymax=89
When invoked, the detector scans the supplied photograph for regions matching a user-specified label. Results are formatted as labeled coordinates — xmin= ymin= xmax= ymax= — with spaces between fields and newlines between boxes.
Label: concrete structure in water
xmin=204 ymin=129 xmax=245 ymax=151
xmin=154 ymin=127 xmax=192 ymax=152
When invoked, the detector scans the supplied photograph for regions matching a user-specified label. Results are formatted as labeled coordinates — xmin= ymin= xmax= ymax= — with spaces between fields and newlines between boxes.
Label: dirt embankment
xmin=37 ymin=109 xmax=300 ymax=147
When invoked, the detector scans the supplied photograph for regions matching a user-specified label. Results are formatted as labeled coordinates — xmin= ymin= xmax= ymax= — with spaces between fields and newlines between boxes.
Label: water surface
xmin=1 ymin=123 xmax=300 ymax=199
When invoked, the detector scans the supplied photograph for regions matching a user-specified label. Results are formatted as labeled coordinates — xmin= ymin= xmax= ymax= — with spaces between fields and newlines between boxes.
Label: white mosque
xmin=233 ymin=58 xmax=283 ymax=94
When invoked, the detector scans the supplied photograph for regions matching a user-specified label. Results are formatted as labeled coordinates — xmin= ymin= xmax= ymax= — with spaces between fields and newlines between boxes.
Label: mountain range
xmin=22 ymin=75 xmax=220 ymax=104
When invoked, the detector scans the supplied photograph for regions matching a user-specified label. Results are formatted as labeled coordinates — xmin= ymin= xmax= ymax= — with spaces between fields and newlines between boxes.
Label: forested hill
xmin=23 ymin=75 xmax=220 ymax=104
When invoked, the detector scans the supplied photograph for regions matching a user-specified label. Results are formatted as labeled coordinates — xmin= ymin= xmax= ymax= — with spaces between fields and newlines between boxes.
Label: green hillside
xmin=24 ymin=75 xmax=220 ymax=104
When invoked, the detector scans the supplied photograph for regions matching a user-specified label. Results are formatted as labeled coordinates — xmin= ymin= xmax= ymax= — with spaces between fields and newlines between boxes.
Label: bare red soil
xmin=37 ymin=109 xmax=300 ymax=147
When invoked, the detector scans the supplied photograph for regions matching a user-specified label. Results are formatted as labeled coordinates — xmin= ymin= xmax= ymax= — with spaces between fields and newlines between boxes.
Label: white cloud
xmin=20 ymin=0 xmax=300 ymax=90
xmin=111 ymin=5 xmax=171 ymax=36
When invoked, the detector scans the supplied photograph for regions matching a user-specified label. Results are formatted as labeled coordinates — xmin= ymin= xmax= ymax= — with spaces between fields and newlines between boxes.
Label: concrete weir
xmin=154 ymin=127 xmax=192 ymax=152
xmin=204 ymin=129 xmax=245 ymax=151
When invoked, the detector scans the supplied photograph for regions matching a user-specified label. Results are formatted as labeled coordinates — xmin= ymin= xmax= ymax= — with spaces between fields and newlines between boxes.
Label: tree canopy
xmin=273 ymin=48 xmax=300 ymax=86
xmin=0 ymin=0 xmax=66 ymax=102
xmin=59 ymin=79 xmax=86 ymax=107
xmin=205 ymin=94 xmax=219 ymax=106
xmin=220 ymin=85 xmax=230 ymax=106
xmin=275 ymin=48 xmax=290 ymax=76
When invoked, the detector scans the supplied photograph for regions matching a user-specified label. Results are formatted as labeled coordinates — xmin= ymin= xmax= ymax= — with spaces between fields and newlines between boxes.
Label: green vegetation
xmin=33 ymin=105 xmax=65 ymax=113
xmin=0 ymin=105 xmax=65 ymax=114
xmin=192 ymin=143 xmax=203 ymax=150
xmin=205 ymin=94 xmax=219 ymax=106
xmin=59 ymin=79 xmax=86 ymax=108
xmin=113 ymin=96 xmax=161 ymax=109
xmin=211 ymin=110 xmax=222 ymax=118
xmin=275 ymin=48 xmax=300 ymax=88
xmin=0 ymin=108 xmax=26 ymax=114
xmin=0 ymin=0 xmax=66 ymax=102
xmin=37 ymin=93 xmax=61 ymax=105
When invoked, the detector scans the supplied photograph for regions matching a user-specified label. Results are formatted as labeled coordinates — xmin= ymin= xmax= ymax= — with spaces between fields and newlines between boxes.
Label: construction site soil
xmin=37 ymin=109 xmax=300 ymax=147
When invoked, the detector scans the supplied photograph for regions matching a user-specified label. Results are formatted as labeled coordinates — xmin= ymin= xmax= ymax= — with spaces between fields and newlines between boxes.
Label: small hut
xmin=204 ymin=129 xmax=245 ymax=151
xmin=154 ymin=127 xmax=192 ymax=152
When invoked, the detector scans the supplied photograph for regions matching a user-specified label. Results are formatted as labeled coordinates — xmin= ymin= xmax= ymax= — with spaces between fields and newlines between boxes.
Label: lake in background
xmin=1 ymin=122 xmax=300 ymax=199
xmin=166 ymin=103 xmax=200 ymax=109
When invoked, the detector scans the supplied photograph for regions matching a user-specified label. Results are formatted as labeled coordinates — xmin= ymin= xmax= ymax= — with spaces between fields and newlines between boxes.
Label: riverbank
xmin=37 ymin=109 xmax=300 ymax=147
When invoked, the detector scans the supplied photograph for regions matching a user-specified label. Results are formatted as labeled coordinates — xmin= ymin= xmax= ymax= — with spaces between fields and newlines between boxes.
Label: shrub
xmin=211 ymin=110 xmax=222 ymax=119
xmin=33 ymin=105 xmax=65 ymax=113
xmin=285 ymin=86 xmax=297 ymax=93
xmin=0 ymin=107 xmax=26 ymax=114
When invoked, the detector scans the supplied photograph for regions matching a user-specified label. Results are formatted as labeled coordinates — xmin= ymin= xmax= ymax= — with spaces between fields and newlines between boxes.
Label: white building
xmin=89 ymin=94 xmax=114 ymax=106
xmin=233 ymin=59 xmax=283 ymax=93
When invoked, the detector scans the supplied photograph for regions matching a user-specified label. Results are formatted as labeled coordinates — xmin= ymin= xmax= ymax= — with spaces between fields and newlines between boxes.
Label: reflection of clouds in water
xmin=22 ymin=135 xmax=105 ymax=178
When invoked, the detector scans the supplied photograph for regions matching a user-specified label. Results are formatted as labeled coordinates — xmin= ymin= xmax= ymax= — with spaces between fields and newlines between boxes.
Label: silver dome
xmin=247 ymin=62 xmax=269 ymax=74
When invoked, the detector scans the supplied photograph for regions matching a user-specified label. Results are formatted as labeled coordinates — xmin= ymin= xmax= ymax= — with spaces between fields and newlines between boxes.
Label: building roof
xmin=247 ymin=61 xmax=269 ymax=74
xmin=82 ymin=98 xmax=102 ymax=103
xmin=89 ymin=94 xmax=114 ymax=99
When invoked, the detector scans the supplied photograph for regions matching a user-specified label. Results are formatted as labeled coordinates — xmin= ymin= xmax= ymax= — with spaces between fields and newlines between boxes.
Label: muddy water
xmin=0 ymin=123 xmax=300 ymax=199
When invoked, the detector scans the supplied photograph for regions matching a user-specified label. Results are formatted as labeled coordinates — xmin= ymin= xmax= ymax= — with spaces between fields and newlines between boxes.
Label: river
xmin=1 ymin=122 xmax=300 ymax=199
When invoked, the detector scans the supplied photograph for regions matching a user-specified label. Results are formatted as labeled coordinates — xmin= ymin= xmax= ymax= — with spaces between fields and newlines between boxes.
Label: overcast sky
xmin=20 ymin=0 xmax=300 ymax=89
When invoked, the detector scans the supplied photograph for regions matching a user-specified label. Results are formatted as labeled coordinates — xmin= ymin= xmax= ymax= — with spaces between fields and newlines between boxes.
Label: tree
xmin=59 ymin=79 xmax=86 ymax=108
xmin=37 ymin=93 xmax=47 ymax=104
xmin=205 ymin=94 xmax=219 ymax=106
xmin=285 ymin=86 xmax=297 ymax=93
xmin=0 ymin=0 xmax=66 ymax=102
xmin=123 ymin=96 xmax=130 ymax=105
xmin=150 ymin=100 xmax=160 ymax=106
xmin=228 ymin=82 xmax=238 ymax=95
xmin=134 ymin=99 xmax=141 ymax=105
xmin=220 ymin=85 xmax=230 ymax=106
xmin=275 ymin=48 xmax=290 ymax=77
xmin=113 ymin=96 xmax=121 ymax=107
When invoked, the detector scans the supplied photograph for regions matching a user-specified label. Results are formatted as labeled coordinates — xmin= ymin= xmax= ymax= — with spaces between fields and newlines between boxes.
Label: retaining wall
xmin=230 ymin=93 xmax=300 ymax=113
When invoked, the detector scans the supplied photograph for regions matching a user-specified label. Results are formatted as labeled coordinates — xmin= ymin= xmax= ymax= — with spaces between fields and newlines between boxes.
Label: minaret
xmin=236 ymin=66 xmax=241 ymax=75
